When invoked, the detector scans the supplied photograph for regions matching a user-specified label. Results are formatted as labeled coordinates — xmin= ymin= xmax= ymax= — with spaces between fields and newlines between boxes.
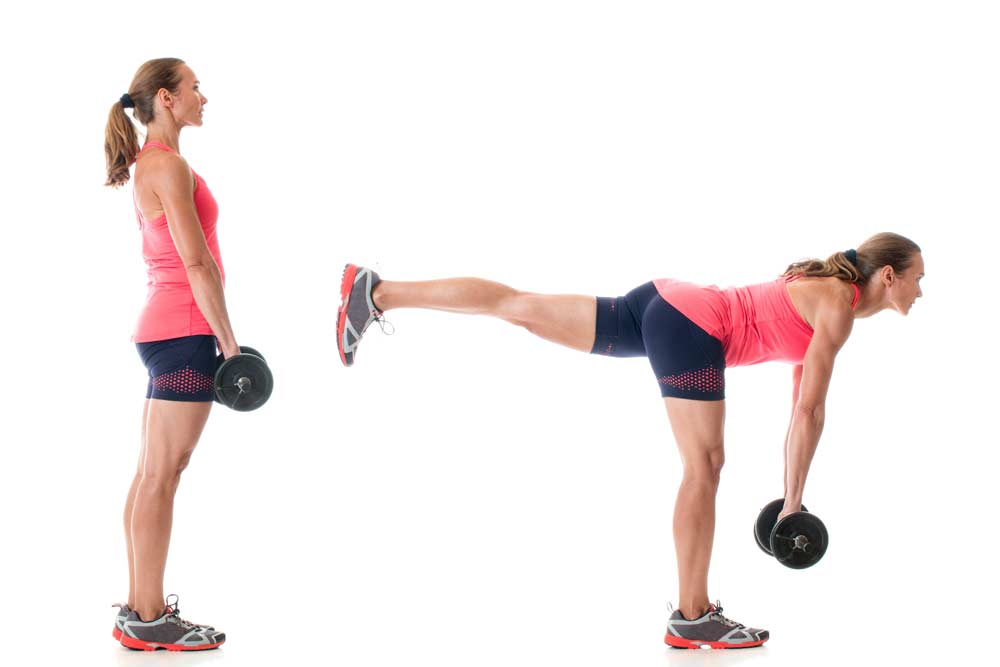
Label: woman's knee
xmin=683 ymin=447 xmax=725 ymax=483
xmin=498 ymin=290 xmax=536 ymax=328
xmin=175 ymin=448 xmax=194 ymax=473
xmin=140 ymin=449 xmax=195 ymax=490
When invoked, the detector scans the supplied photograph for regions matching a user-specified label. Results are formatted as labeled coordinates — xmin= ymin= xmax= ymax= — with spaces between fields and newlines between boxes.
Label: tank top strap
xmin=138 ymin=140 xmax=177 ymax=156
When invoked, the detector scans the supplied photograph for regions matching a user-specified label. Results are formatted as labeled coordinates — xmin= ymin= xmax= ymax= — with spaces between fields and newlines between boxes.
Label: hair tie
xmin=845 ymin=248 xmax=858 ymax=265
xmin=120 ymin=93 xmax=135 ymax=109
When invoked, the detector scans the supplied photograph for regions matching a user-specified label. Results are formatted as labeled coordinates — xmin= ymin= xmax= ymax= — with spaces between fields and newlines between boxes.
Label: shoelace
xmin=163 ymin=594 xmax=203 ymax=632
xmin=168 ymin=614 xmax=200 ymax=631
xmin=667 ymin=600 xmax=746 ymax=628
xmin=708 ymin=601 xmax=746 ymax=629
xmin=371 ymin=309 xmax=395 ymax=336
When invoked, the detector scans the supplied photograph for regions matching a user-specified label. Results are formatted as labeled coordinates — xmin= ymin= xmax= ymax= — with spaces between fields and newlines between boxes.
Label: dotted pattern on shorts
xmin=152 ymin=367 xmax=215 ymax=395
xmin=659 ymin=366 xmax=725 ymax=394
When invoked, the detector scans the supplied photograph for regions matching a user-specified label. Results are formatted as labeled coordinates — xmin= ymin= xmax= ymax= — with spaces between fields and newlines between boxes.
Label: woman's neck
xmin=144 ymin=124 xmax=181 ymax=153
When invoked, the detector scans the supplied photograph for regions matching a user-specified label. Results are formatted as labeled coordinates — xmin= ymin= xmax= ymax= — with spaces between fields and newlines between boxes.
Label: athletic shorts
xmin=136 ymin=335 xmax=218 ymax=402
xmin=591 ymin=282 xmax=726 ymax=400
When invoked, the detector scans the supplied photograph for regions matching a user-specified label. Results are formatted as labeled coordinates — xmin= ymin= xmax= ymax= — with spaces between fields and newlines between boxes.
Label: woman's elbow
xmin=184 ymin=259 xmax=217 ymax=281
xmin=795 ymin=403 xmax=825 ymax=423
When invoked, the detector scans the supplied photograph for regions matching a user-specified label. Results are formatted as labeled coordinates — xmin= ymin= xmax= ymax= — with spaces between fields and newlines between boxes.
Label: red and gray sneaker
xmin=663 ymin=601 xmax=769 ymax=649
xmin=337 ymin=264 xmax=387 ymax=367
xmin=119 ymin=595 xmax=225 ymax=651
xmin=112 ymin=603 xmax=130 ymax=642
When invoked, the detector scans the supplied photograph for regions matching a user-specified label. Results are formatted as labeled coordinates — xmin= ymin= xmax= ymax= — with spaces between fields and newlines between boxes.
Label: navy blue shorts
xmin=591 ymin=282 xmax=726 ymax=400
xmin=136 ymin=335 xmax=218 ymax=402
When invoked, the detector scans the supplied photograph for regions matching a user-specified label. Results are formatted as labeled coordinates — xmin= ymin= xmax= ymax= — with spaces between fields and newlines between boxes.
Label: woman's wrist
xmin=219 ymin=339 xmax=240 ymax=358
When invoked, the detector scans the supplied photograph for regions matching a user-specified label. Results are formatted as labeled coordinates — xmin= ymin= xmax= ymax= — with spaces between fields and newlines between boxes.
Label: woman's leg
xmin=129 ymin=399 xmax=213 ymax=621
xmin=373 ymin=278 xmax=598 ymax=352
xmin=664 ymin=397 xmax=726 ymax=621
xmin=123 ymin=400 xmax=151 ymax=609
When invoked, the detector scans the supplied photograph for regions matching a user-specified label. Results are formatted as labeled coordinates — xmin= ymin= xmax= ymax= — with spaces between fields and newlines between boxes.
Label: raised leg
xmin=373 ymin=277 xmax=598 ymax=352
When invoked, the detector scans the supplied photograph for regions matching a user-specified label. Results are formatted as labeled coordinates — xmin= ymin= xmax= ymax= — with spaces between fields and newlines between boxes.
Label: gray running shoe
xmin=337 ymin=264 xmax=387 ymax=367
xmin=115 ymin=600 xmax=215 ymax=640
xmin=663 ymin=601 xmax=769 ymax=649
xmin=119 ymin=595 xmax=225 ymax=651
xmin=112 ymin=603 xmax=130 ymax=642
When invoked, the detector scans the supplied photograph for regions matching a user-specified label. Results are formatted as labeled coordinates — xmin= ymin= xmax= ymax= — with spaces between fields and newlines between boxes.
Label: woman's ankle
xmin=134 ymin=603 xmax=165 ymax=623
xmin=678 ymin=602 xmax=711 ymax=621
xmin=371 ymin=281 xmax=388 ymax=312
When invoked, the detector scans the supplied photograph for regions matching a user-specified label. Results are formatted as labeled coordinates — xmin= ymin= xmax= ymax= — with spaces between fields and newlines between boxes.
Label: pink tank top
xmin=653 ymin=276 xmax=860 ymax=367
xmin=131 ymin=141 xmax=225 ymax=343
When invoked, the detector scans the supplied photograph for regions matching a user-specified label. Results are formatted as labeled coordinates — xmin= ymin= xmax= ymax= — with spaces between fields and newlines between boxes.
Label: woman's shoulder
xmin=135 ymin=149 xmax=194 ymax=192
xmin=785 ymin=276 xmax=856 ymax=329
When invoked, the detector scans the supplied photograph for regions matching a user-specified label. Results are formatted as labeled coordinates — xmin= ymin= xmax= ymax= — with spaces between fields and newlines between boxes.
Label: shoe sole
xmin=119 ymin=634 xmax=224 ymax=651
xmin=112 ymin=628 xmax=122 ymax=642
xmin=337 ymin=264 xmax=359 ymax=367
xmin=664 ymin=633 xmax=767 ymax=649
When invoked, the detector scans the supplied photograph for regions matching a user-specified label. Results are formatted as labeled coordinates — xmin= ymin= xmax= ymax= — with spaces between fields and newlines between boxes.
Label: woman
xmin=104 ymin=58 xmax=233 ymax=651
xmin=336 ymin=232 xmax=924 ymax=649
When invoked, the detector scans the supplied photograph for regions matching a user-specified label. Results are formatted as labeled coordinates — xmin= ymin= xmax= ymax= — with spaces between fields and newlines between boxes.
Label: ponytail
xmin=103 ymin=58 xmax=185 ymax=188
xmin=783 ymin=251 xmax=861 ymax=283
xmin=104 ymin=99 xmax=140 ymax=187
xmin=783 ymin=233 xmax=921 ymax=286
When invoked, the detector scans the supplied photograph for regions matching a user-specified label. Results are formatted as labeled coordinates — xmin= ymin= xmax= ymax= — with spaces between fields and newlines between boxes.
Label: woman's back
xmin=653 ymin=276 xmax=860 ymax=367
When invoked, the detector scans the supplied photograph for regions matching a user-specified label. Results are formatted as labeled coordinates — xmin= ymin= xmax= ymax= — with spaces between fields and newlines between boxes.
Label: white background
xmin=1 ymin=1 xmax=997 ymax=665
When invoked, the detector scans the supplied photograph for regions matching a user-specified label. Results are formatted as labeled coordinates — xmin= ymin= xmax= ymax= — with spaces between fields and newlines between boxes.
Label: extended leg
xmin=374 ymin=277 xmax=598 ymax=352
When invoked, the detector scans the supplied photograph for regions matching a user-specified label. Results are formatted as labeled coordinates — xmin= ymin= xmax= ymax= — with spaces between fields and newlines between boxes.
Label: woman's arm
xmin=781 ymin=300 xmax=853 ymax=519
xmin=783 ymin=364 xmax=803 ymax=498
xmin=153 ymin=154 xmax=239 ymax=358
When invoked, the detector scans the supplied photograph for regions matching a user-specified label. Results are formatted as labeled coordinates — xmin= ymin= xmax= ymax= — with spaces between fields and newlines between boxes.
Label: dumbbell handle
xmin=773 ymin=534 xmax=814 ymax=551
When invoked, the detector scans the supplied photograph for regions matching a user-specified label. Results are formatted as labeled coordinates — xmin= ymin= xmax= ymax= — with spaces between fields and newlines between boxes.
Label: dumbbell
xmin=214 ymin=346 xmax=273 ymax=412
xmin=754 ymin=498 xmax=828 ymax=569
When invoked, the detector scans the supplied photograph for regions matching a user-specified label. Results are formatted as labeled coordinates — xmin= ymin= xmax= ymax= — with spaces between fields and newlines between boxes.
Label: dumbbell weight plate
xmin=769 ymin=512 xmax=828 ymax=569
xmin=754 ymin=499 xmax=809 ymax=555
xmin=215 ymin=346 xmax=266 ymax=367
xmin=215 ymin=353 xmax=273 ymax=412
xmin=238 ymin=346 xmax=265 ymax=362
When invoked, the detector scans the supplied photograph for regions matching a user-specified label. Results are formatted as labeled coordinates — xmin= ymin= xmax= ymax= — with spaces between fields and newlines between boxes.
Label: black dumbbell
xmin=754 ymin=498 xmax=828 ymax=569
xmin=214 ymin=346 xmax=273 ymax=412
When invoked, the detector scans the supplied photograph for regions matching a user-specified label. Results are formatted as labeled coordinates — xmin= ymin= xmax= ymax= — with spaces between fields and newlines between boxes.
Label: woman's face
xmin=163 ymin=64 xmax=207 ymax=127
xmin=888 ymin=251 xmax=924 ymax=315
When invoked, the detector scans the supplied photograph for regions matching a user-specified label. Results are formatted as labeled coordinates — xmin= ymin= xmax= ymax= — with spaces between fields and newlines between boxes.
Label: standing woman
xmin=337 ymin=232 xmax=924 ymax=648
xmin=104 ymin=58 xmax=232 ymax=651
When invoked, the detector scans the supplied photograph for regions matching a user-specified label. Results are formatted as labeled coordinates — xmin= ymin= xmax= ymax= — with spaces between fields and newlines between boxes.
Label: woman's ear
xmin=880 ymin=264 xmax=895 ymax=286
xmin=156 ymin=87 xmax=173 ymax=109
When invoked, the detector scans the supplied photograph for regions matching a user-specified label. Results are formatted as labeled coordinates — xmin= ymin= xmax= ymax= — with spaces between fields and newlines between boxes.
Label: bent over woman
xmin=336 ymin=232 xmax=923 ymax=649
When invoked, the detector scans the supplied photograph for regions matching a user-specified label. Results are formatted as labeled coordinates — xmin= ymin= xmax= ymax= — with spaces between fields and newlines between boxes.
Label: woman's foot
xmin=337 ymin=264 xmax=385 ymax=366
xmin=664 ymin=601 xmax=769 ymax=649
xmin=119 ymin=595 xmax=225 ymax=651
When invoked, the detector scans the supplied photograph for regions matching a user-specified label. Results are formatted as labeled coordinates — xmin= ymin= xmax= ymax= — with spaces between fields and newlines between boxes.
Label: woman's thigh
xmin=664 ymin=397 xmax=726 ymax=471
xmin=142 ymin=399 xmax=213 ymax=476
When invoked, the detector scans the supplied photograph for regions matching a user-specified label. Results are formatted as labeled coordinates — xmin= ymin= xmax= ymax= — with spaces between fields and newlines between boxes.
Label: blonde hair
xmin=104 ymin=58 xmax=185 ymax=187
xmin=783 ymin=232 xmax=921 ymax=285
